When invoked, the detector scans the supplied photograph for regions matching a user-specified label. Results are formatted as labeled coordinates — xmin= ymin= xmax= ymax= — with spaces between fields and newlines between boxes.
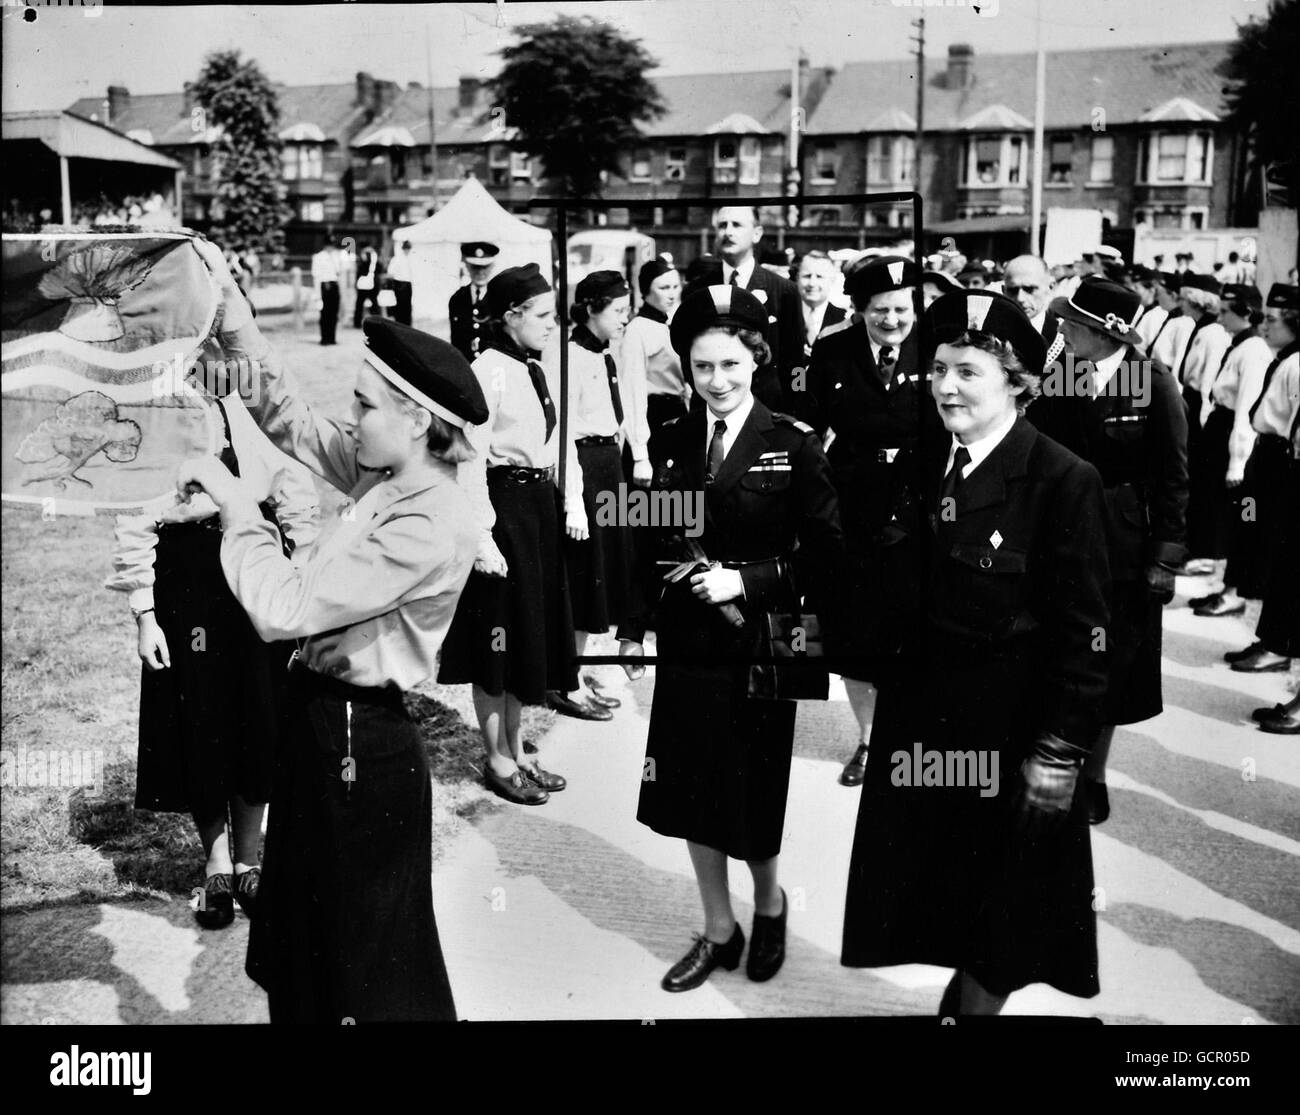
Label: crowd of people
xmin=104 ymin=206 xmax=1297 ymax=1024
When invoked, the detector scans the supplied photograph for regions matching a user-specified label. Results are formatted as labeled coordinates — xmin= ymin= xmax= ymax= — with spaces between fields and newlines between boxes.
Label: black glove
xmin=1012 ymin=731 xmax=1089 ymax=841
xmin=1146 ymin=563 xmax=1176 ymax=604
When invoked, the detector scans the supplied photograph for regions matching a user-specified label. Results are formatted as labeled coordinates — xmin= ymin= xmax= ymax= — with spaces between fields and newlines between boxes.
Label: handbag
xmin=747 ymin=610 xmax=828 ymax=701
xmin=377 ymin=288 xmax=397 ymax=308
xmin=356 ymin=275 xmax=374 ymax=291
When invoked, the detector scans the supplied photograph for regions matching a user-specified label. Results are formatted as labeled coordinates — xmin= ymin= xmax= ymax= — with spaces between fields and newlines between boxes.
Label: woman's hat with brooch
xmin=924 ymin=289 xmax=1047 ymax=372
xmin=844 ymin=254 xmax=922 ymax=304
xmin=486 ymin=262 xmax=552 ymax=317
xmin=1265 ymin=283 xmax=1299 ymax=310
xmin=574 ymin=269 xmax=630 ymax=305
xmin=669 ymin=283 xmax=769 ymax=360
xmin=1048 ymin=276 xmax=1143 ymax=346
xmin=1221 ymin=283 xmax=1263 ymax=310
xmin=361 ymin=316 xmax=488 ymax=428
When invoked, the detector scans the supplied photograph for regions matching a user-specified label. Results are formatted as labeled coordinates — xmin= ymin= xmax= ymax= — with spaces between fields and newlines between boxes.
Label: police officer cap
xmin=845 ymin=255 xmax=921 ymax=303
xmin=638 ymin=256 xmax=678 ymax=296
xmin=669 ymin=283 xmax=769 ymax=361
xmin=361 ymin=316 xmax=488 ymax=429
xmin=1221 ymin=283 xmax=1262 ymax=310
xmin=486 ymin=262 xmax=551 ymax=317
xmin=461 ymin=242 xmax=500 ymax=265
xmin=1181 ymin=273 xmax=1221 ymax=295
xmin=924 ymin=289 xmax=1047 ymax=373
xmin=574 ymin=269 xmax=630 ymax=305
xmin=1265 ymin=283 xmax=1299 ymax=311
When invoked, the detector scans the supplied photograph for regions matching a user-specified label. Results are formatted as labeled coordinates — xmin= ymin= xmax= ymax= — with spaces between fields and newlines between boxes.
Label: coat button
xmin=979 ymin=556 xmax=992 ymax=569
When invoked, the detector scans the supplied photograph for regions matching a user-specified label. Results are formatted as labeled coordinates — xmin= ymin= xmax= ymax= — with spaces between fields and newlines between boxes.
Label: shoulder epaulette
xmin=772 ymin=412 xmax=815 ymax=434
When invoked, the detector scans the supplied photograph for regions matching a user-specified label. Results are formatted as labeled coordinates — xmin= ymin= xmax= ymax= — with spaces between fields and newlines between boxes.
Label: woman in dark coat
xmin=841 ymin=290 xmax=1112 ymax=1014
xmin=618 ymin=284 xmax=843 ymax=992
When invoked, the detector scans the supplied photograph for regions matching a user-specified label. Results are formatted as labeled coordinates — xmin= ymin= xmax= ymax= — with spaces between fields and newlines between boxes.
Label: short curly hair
xmin=932 ymin=330 xmax=1041 ymax=412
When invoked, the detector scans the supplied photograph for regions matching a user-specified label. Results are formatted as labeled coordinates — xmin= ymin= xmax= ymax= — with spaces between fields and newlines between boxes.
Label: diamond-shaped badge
xmin=990 ymin=530 xmax=1003 ymax=549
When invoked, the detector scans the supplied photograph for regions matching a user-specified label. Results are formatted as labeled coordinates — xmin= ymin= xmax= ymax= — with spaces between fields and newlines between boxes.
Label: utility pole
xmin=910 ymin=16 xmax=925 ymax=207
xmin=1029 ymin=0 xmax=1046 ymax=256
xmin=787 ymin=39 xmax=802 ymax=231
xmin=426 ymin=23 xmax=440 ymax=210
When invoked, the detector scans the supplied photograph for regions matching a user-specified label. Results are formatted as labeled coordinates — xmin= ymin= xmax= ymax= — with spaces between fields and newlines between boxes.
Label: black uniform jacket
xmin=448 ymin=283 xmax=492 ymax=362
xmin=617 ymin=400 xmax=843 ymax=652
xmin=1026 ymin=345 xmax=1189 ymax=580
xmin=888 ymin=415 xmax=1113 ymax=748
xmin=744 ymin=265 xmax=805 ymax=413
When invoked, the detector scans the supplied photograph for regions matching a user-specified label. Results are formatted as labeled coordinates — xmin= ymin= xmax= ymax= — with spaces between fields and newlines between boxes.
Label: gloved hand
xmin=1012 ymin=731 xmax=1088 ymax=841
xmin=1146 ymin=563 xmax=1176 ymax=604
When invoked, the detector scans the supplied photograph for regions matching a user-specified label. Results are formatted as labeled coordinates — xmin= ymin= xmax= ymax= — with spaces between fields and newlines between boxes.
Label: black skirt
xmin=1225 ymin=435 xmax=1290 ymax=599
xmin=566 ymin=441 xmax=637 ymax=633
xmin=246 ymin=666 xmax=456 ymax=1023
xmin=1186 ymin=404 xmax=1235 ymax=560
xmin=841 ymin=639 xmax=1099 ymax=999
xmin=637 ymin=581 xmax=796 ymax=861
xmin=1257 ymin=454 xmax=1300 ymax=658
xmin=136 ymin=518 xmax=290 ymax=817
xmin=438 ymin=473 xmax=577 ymax=703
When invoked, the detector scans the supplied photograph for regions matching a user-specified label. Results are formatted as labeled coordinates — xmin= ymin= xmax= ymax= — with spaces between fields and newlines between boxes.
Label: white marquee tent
xmin=392 ymin=177 xmax=554 ymax=333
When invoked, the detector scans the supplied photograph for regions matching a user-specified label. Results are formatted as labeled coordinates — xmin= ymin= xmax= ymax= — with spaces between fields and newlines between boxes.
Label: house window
xmin=389 ymin=149 xmax=407 ymax=184
xmin=299 ymin=200 xmax=324 ymax=222
xmin=281 ymin=143 xmax=323 ymax=181
xmin=510 ymin=151 xmax=532 ymax=181
xmin=714 ymin=137 xmax=738 ymax=184
xmin=489 ymin=144 xmax=509 ymax=168
xmin=1089 ymin=136 xmax=1114 ymax=183
xmin=975 ymin=136 xmax=1001 ymax=183
xmin=665 ymin=147 xmax=687 ymax=182
xmin=866 ymin=136 xmax=914 ymax=186
xmin=811 ymin=141 xmax=838 ymax=185
xmin=1140 ymin=130 xmax=1213 ymax=184
xmin=738 ymin=138 xmax=762 ymax=185
xmin=1048 ymin=135 xmax=1072 ymax=184
xmin=961 ymin=134 xmax=1027 ymax=187
xmin=630 ymin=148 xmax=652 ymax=182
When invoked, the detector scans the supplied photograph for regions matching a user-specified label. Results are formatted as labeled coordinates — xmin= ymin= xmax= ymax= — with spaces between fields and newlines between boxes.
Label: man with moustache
xmin=796 ymin=251 xmax=847 ymax=362
xmin=1027 ymin=277 xmax=1189 ymax=825
xmin=712 ymin=206 xmax=803 ymax=411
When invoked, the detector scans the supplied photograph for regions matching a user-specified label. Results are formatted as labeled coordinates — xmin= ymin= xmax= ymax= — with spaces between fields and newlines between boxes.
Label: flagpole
xmin=426 ymin=22 xmax=439 ymax=211
xmin=1030 ymin=0 xmax=1046 ymax=256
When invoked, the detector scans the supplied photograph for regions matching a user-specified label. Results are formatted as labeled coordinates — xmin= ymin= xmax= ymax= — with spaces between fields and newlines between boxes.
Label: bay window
xmin=1138 ymin=130 xmax=1213 ymax=184
xmin=866 ymin=135 xmax=914 ymax=186
xmin=960 ymin=133 xmax=1027 ymax=187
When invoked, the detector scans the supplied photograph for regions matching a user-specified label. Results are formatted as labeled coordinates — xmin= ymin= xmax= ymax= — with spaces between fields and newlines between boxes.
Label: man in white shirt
xmin=387 ymin=240 xmax=414 ymax=326
xmin=310 ymin=240 xmax=341 ymax=346
xmin=796 ymin=251 xmax=846 ymax=360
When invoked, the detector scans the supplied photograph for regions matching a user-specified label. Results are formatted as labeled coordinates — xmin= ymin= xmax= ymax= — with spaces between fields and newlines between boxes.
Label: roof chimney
xmin=107 ymin=85 xmax=130 ymax=126
xmin=946 ymin=44 xmax=974 ymax=91
xmin=356 ymin=71 xmax=376 ymax=109
xmin=458 ymin=76 xmax=480 ymax=113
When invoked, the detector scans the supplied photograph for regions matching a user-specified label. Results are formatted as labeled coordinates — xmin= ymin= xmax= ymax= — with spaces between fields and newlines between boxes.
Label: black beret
xmin=669 ymin=283 xmax=769 ymax=361
xmin=574 ymin=269 xmax=630 ymax=305
xmin=1127 ymin=264 xmax=1156 ymax=284
xmin=361 ymin=316 xmax=488 ymax=428
xmin=924 ymin=289 xmax=1047 ymax=374
xmin=1156 ymin=271 xmax=1183 ymax=291
xmin=1220 ymin=283 xmax=1262 ymax=309
xmin=486 ymin=262 xmax=551 ymax=318
xmin=683 ymin=255 xmax=724 ymax=291
xmin=461 ymin=242 xmax=499 ymax=264
xmin=1181 ymin=273 xmax=1222 ymax=295
xmin=638 ymin=256 xmax=678 ymax=296
xmin=1265 ymin=284 xmax=1299 ymax=311
xmin=845 ymin=255 xmax=921 ymax=303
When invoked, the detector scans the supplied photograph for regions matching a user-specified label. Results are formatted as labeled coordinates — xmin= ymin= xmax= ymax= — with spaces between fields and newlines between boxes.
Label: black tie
xmin=938 ymin=446 xmax=971 ymax=517
xmin=471 ymin=286 xmax=481 ymax=306
xmin=729 ymin=269 xmax=740 ymax=287
xmin=706 ymin=419 xmax=727 ymax=485
xmin=878 ymin=345 xmax=896 ymax=388
xmin=604 ymin=354 xmax=625 ymax=426
xmin=526 ymin=358 xmax=557 ymax=442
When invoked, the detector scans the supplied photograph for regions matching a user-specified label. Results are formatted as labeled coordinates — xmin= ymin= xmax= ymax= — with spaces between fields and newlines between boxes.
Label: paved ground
xmin=4 ymin=575 xmax=1297 ymax=1024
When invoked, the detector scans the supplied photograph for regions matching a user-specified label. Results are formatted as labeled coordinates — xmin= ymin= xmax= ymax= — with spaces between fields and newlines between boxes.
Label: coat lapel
xmin=954 ymin=416 xmax=1035 ymax=517
xmin=709 ymin=400 xmax=773 ymax=497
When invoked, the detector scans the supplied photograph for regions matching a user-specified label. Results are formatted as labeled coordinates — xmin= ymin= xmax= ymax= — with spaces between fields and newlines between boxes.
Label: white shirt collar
xmin=1091 ymin=346 xmax=1127 ymax=397
xmin=704 ymin=393 xmax=756 ymax=461
xmin=1030 ymin=309 xmax=1047 ymax=333
xmin=724 ymin=257 xmax=756 ymax=289
xmin=946 ymin=408 xmax=1018 ymax=477
xmin=803 ymin=300 xmax=828 ymax=336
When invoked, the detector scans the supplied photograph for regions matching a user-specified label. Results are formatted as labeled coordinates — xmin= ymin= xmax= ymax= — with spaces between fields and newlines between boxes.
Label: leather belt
xmin=488 ymin=464 xmax=555 ymax=485
xmin=575 ymin=434 xmax=618 ymax=447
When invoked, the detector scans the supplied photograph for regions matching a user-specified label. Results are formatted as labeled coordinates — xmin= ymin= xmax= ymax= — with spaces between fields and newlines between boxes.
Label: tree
xmin=489 ymin=15 xmax=667 ymax=202
xmin=191 ymin=50 xmax=292 ymax=256
xmin=1219 ymin=0 xmax=1299 ymax=208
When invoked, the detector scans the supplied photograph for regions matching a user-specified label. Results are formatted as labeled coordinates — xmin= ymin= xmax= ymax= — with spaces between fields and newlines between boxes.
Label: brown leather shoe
xmin=485 ymin=767 xmax=549 ymax=805
xmin=839 ymin=744 xmax=869 ymax=787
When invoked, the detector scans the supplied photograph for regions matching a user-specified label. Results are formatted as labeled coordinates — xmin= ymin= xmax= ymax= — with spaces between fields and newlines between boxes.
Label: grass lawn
xmin=1 ymin=315 xmax=554 ymax=911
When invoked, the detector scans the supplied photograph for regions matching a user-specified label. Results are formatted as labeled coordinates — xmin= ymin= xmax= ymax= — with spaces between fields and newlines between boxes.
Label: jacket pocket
xmin=738 ymin=469 xmax=794 ymax=494
xmin=939 ymin=544 xmax=1029 ymax=634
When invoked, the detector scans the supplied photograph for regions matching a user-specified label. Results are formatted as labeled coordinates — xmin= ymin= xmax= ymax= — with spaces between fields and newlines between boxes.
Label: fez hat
xmin=669 ymin=284 xmax=769 ymax=362
xmin=1049 ymin=276 xmax=1143 ymax=346
xmin=845 ymin=255 xmax=921 ymax=305
xmin=574 ymin=270 xmax=630 ymax=305
xmin=461 ymin=242 xmax=499 ymax=266
xmin=638 ymin=256 xmax=678 ymax=296
xmin=361 ymin=317 xmax=488 ymax=428
xmin=924 ymin=289 xmax=1047 ymax=374
xmin=1266 ymin=284 xmax=1300 ymax=311
xmin=486 ymin=263 xmax=551 ymax=318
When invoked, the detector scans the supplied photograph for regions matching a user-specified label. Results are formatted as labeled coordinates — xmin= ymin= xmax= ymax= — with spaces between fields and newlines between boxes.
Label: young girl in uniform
xmin=179 ymin=243 xmax=486 ymax=1021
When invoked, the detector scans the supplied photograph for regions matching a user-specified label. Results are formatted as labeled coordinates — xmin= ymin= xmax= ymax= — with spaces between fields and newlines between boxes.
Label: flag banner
xmin=2 ymin=232 xmax=222 ymax=515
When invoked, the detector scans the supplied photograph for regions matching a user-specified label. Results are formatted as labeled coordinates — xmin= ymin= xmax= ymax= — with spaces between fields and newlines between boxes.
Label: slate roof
xmin=805 ymin=41 xmax=1233 ymax=135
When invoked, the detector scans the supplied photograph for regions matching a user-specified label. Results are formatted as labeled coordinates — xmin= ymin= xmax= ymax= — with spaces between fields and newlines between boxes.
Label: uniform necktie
xmin=729 ymin=269 xmax=740 ymax=287
xmin=706 ymin=419 xmax=727 ymax=484
xmin=526 ymin=359 xmax=557 ymax=441
xmin=604 ymin=353 xmax=625 ymax=426
xmin=471 ymin=286 xmax=480 ymax=306
xmin=878 ymin=345 xmax=896 ymax=388
xmin=938 ymin=446 xmax=971 ymax=516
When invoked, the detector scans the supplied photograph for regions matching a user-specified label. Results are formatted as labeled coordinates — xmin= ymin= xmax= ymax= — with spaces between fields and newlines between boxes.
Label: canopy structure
xmin=391 ymin=177 xmax=553 ymax=329
xmin=2 ymin=112 xmax=181 ymax=226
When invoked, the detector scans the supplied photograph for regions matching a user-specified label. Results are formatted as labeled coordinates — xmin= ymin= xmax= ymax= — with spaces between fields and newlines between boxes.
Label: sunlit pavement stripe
xmin=1161 ymin=654 xmax=1300 ymax=706
xmin=1120 ymin=706 xmax=1300 ymax=789
xmin=1105 ymin=770 xmax=1300 ymax=857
